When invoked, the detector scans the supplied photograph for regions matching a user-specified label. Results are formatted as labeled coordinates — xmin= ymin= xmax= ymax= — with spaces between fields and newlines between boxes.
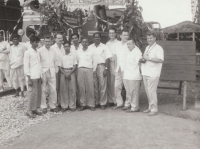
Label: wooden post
xmin=177 ymin=33 xmax=179 ymax=41
xmin=183 ymin=81 xmax=187 ymax=111
xmin=178 ymin=81 xmax=182 ymax=95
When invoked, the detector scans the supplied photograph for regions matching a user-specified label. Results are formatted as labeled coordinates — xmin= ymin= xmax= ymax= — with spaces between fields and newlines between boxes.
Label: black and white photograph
xmin=0 ymin=0 xmax=200 ymax=149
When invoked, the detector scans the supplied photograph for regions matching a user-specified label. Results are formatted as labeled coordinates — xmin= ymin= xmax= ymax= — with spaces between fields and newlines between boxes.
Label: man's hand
xmin=143 ymin=54 xmax=149 ymax=61
xmin=65 ymin=74 xmax=71 ymax=80
xmin=28 ymin=79 xmax=33 ymax=87
xmin=103 ymin=69 xmax=107 ymax=77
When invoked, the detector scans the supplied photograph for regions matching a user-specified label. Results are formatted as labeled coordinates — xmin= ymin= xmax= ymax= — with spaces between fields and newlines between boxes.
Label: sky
xmin=138 ymin=0 xmax=192 ymax=28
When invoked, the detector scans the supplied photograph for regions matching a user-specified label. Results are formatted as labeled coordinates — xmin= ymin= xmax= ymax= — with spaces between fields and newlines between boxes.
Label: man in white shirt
xmin=0 ymin=33 xmax=11 ymax=91
xmin=90 ymin=33 xmax=112 ymax=110
xmin=51 ymin=33 xmax=65 ymax=107
xmin=71 ymin=33 xmax=82 ymax=107
xmin=106 ymin=28 xmax=120 ymax=107
xmin=24 ymin=35 xmax=43 ymax=118
xmin=38 ymin=36 xmax=58 ymax=113
xmin=59 ymin=41 xmax=77 ymax=112
xmin=77 ymin=37 xmax=95 ymax=111
xmin=141 ymin=31 xmax=164 ymax=116
xmin=124 ymin=39 xmax=142 ymax=112
xmin=9 ymin=35 xmax=26 ymax=97
xmin=113 ymin=30 xmax=129 ymax=109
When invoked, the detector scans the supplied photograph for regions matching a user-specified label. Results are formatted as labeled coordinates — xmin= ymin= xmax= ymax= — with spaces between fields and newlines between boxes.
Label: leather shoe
xmin=113 ymin=105 xmax=123 ymax=109
xmin=42 ymin=108 xmax=48 ymax=114
xmin=61 ymin=108 xmax=68 ymax=112
xmin=122 ymin=106 xmax=130 ymax=110
xmin=143 ymin=109 xmax=151 ymax=113
xmin=89 ymin=107 xmax=95 ymax=111
xmin=50 ymin=108 xmax=60 ymax=113
xmin=26 ymin=111 xmax=36 ymax=118
xmin=79 ymin=106 xmax=86 ymax=111
xmin=148 ymin=112 xmax=158 ymax=116
xmin=126 ymin=109 xmax=140 ymax=113
xmin=107 ymin=103 xmax=114 ymax=107
xmin=32 ymin=110 xmax=43 ymax=116
xmin=100 ymin=105 xmax=106 ymax=110
xmin=70 ymin=108 xmax=76 ymax=112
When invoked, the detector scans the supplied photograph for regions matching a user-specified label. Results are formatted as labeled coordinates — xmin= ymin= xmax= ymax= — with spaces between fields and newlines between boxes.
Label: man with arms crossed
xmin=141 ymin=31 xmax=164 ymax=116
xmin=90 ymin=33 xmax=112 ymax=110
xmin=106 ymin=28 xmax=120 ymax=107
xmin=38 ymin=35 xmax=58 ymax=113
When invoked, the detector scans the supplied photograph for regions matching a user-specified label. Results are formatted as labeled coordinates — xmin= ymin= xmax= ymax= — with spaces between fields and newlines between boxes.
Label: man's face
xmin=109 ymin=30 xmax=116 ymax=40
xmin=55 ymin=34 xmax=63 ymax=44
xmin=127 ymin=40 xmax=135 ymax=51
xmin=71 ymin=35 xmax=79 ymax=45
xmin=120 ymin=32 xmax=129 ymax=42
xmin=64 ymin=43 xmax=71 ymax=53
xmin=0 ymin=34 xmax=3 ymax=41
xmin=93 ymin=34 xmax=101 ymax=44
xmin=31 ymin=41 xmax=39 ymax=49
xmin=12 ymin=37 xmax=19 ymax=46
xmin=147 ymin=35 xmax=156 ymax=45
xmin=44 ymin=38 xmax=51 ymax=48
xmin=81 ymin=39 xmax=89 ymax=49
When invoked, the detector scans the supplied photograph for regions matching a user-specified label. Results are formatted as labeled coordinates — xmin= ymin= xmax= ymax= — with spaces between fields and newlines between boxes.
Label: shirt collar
xmin=92 ymin=42 xmax=103 ymax=47
xmin=53 ymin=43 xmax=63 ymax=49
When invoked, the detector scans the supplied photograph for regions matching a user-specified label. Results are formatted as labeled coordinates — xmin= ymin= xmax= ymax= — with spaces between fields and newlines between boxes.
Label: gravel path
xmin=2 ymin=108 xmax=200 ymax=149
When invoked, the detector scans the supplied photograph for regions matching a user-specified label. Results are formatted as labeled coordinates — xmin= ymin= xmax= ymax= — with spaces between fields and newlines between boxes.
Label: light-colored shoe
xmin=148 ymin=112 xmax=158 ymax=116
xmin=143 ymin=109 xmax=151 ymax=113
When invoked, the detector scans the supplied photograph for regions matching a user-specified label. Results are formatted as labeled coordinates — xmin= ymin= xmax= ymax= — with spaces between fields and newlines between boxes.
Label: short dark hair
xmin=127 ymin=38 xmax=135 ymax=44
xmin=30 ymin=35 xmax=40 ymax=43
xmin=109 ymin=28 xmax=117 ymax=33
xmin=55 ymin=33 xmax=63 ymax=38
xmin=120 ymin=29 xmax=129 ymax=35
xmin=147 ymin=31 xmax=157 ymax=38
xmin=63 ymin=41 xmax=71 ymax=46
xmin=93 ymin=32 xmax=101 ymax=38
xmin=44 ymin=35 xmax=52 ymax=40
xmin=71 ymin=33 xmax=79 ymax=39
xmin=81 ymin=37 xmax=89 ymax=42
xmin=11 ymin=34 xmax=20 ymax=40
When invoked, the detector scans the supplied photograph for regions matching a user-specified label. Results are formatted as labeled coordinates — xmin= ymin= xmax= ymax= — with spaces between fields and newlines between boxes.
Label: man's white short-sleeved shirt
xmin=89 ymin=43 xmax=112 ymax=71
xmin=61 ymin=52 xmax=77 ymax=69
xmin=141 ymin=42 xmax=164 ymax=77
xmin=77 ymin=47 xmax=94 ymax=69
xmin=124 ymin=47 xmax=142 ymax=80
xmin=106 ymin=39 xmax=120 ymax=57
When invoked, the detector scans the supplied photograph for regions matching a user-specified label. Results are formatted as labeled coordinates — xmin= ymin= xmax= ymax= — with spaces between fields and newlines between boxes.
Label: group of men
xmin=0 ymin=28 xmax=164 ymax=118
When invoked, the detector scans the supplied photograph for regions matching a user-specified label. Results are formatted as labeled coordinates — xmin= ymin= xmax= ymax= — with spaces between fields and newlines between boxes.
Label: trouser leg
xmin=115 ymin=69 xmax=124 ymax=106
xmin=143 ymin=76 xmax=151 ymax=110
xmin=27 ymin=79 xmax=40 ymax=111
xmin=59 ymin=72 xmax=69 ymax=109
xmin=0 ymin=69 xmax=3 ymax=87
xmin=123 ymin=79 xmax=131 ymax=108
xmin=144 ymin=76 xmax=159 ymax=112
xmin=75 ymin=69 xmax=80 ymax=106
xmin=97 ymin=65 xmax=107 ymax=106
xmin=130 ymin=80 xmax=140 ymax=111
xmin=107 ymin=59 xmax=116 ymax=104
xmin=2 ymin=69 xmax=11 ymax=87
xmin=41 ymin=72 xmax=48 ymax=109
xmin=56 ymin=71 xmax=61 ymax=106
xmin=93 ymin=70 xmax=99 ymax=105
xmin=78 ymin=68 xmax=87 ymax=107
xmin=69 ymin=72 xmax=76 ymax=109
xmin=17 ymin=66 xmax=25 ymax=91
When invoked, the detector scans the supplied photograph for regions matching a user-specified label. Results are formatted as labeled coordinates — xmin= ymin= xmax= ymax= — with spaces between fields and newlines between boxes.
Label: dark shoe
xmin=113 ymin=105 xmax=123 ymax=109
xmin=42 ymin=108 xmax=48 ymax=114
xmin=126 ymin=109 xmax=140 ymax=113
xmin=26 ymin=111 xmax=36 ymax=118
xmin=107 ymin=103 xmax=114 ymax=107
xmin=61 ymin=108 xmax=68 ymax=112
xmin=79 ymin=106 xmax=86 ymax=111
xmin=100 ymin=105 xmax=106 ymax=110
xmin=21 ymin=92 xmax=25 ymax=98
xmin=70 ymin=108 xmax=76 ymax=112
xmin=32 ymin=110 xmax=43 ymax=116
xmin=89 ymin=107 xmax=95 ymax=111
xmin=122 ymin=106 xmax=130 ymax=110
xmin=13 ymin=93 xmax=19 ymax=98
xmin=50 ymin=108 xmax=60 ymax=113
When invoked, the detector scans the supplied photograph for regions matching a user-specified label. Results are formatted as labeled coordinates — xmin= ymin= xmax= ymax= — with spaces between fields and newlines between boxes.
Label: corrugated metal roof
xmin=162 ymin=21 xmax=200 ymax=33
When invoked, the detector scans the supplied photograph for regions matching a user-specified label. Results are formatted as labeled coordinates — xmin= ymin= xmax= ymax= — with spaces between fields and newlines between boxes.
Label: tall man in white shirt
xmin=0 ymin=33 xmax=11 ymax=91
xmin=38 ymin=36 xmax=58 ymax=113
xmin=90 ymin=33 xmax=112 ymax=110
xmin=141 ymin=31 xmax=164 ymax=116
xmin=59 ymin=41 xmax=77 ymax=112
xmin=24 ymin=35 xmax=43 ymax=118
xmin=106 ymin=28 xmax=120 ymax=107
xmin=113 ymin=30 xmax=129 ymax=109
xmin=77 ymin=38 xmax=95 ymax=111
xmin=124 ymin=39 xmax=142 ymax=112
xmin=51 ymin=33 xmax=65 ymax=108
xmin=9 ymin=35 xmax=26 ymax=97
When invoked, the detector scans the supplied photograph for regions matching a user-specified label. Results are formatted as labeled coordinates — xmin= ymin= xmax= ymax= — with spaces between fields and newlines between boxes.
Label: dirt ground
xmin=1 ymin=81 xmax=200 ymax=149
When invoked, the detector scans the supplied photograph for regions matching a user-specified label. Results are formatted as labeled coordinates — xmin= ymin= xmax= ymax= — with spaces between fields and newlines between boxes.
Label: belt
xmin=63 ymin=68 xmax=73 ymax=70
xmin=79 ymin=67 xmax=92 ymax=69
xmin=98 ymin=63 xmax=105 ymax=66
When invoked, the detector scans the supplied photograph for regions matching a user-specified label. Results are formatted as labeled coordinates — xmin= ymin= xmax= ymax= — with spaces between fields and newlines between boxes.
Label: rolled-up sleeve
xmin=24 ymin=51 xmax=30 ymax=76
